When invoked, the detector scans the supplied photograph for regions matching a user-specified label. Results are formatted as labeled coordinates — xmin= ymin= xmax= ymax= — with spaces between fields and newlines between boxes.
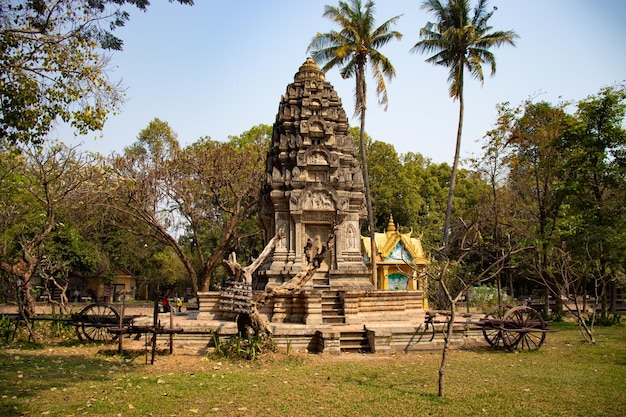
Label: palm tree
xmin=308 ymin=0 xmax=402 ymax=289
xmin=411 ymin=0 xmax=518 ymax=254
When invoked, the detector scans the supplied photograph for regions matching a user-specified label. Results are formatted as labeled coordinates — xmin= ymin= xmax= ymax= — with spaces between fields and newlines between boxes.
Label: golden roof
xmin=361 ymin=214 xmax=430 ymax=265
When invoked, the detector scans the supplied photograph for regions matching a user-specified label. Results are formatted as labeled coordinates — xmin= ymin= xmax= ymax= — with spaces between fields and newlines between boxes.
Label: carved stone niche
xmin=309 ymin=121 xmax=325 ymax=142
xmin=308 ymin=151 xmax=328 ymax=166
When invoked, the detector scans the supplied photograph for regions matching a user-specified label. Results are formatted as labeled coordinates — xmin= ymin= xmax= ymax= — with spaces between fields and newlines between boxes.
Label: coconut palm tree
xmin=411 ymin=0 xmax=518 ymax=254
xmin=308 ymin=0 xmax=402 ymax=289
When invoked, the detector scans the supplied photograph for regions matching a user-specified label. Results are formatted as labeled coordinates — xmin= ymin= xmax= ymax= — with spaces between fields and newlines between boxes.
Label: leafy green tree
xmin=228 ymin=124 xmax=272 ymax=149
xmin=403 ymin=153 xmax=448 ymax=248
xmin=89 ymin=210 xmax=179 ymax=300
xmin=505 ymin=100 xmax=574 ymax=311
xmin=108 ymin=118 xmax=195 ymax=289
xmin=179 ymin=135 xmax=265 ymax=292
xmin=110 ymin=121 xmax=266 ymax=293
xmin=38 ymin=222 xmax=103 ymax=312
xmin=471 ymin=104 xmax=521 ymax=297
xmin=559 ymin=86 xmax=626 ymax=314
xmin=366 ymin=140 xmax=420 ymax=230
xmin=411 ymin=0 xmax=518 ymax=254
xmin=0 ymin=142 xmax=105 ymax=336
xmin=308 ymin=0 xmax=402 ymax=288
xmin=0 ymin=0 xmax=193 ymax=145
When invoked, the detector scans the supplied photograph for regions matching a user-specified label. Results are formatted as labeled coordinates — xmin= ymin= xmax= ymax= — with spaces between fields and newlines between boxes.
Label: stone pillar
xmin=420 ymin=272 xmax=429 ymax=310
xmin=381 ymin=265 xmax=389 ymax=290
xmin=408 ymin=270 xmax=417 ymax=291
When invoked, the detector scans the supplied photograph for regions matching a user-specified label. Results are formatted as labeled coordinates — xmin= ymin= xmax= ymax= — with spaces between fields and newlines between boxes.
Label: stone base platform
xmin=131 ymin=311 xmax=488 ymax=355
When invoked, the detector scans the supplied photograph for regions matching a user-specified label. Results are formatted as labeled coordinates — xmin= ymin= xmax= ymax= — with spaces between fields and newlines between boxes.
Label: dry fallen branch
xmin=224 ymin=224 xmax=337 ymax=335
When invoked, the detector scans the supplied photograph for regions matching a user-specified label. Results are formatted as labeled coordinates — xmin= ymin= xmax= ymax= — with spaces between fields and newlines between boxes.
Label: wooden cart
xmin=426 ymin=305 xmax=551 ymax=351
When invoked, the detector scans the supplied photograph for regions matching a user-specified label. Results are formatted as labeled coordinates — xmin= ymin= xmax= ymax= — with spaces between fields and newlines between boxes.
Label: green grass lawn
xmin=0 ymin=322 xmax=624 ymax=417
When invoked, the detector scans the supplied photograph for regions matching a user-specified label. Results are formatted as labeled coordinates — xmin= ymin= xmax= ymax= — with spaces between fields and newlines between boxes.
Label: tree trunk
xmin=438 ymin=286 xmax=456 ymax=398
xmin=600 ymin=283 xmax=608 ymax=316
xmin=609 ymin=280 xmax=617 ymax=314
xmin=19 ymin=281 xmax=37 ymax=320
xmin=442 ymin=78 xmax=464 ymax=254
xmin=17 ymin=281 xmax=38 ymax=343
xmin=356 ymin=64 xmax=377 ymax=289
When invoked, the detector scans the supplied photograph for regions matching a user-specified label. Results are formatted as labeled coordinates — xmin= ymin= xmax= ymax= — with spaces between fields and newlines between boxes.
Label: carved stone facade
xmin=258 ymin=58 xmax=372 ymax=291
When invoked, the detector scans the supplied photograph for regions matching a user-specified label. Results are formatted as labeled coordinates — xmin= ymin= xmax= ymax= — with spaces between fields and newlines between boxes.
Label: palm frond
xmin=413 ymin=0 xmax=518 ymax=99
xmin=307 ymin=0 xmax=401 ymax=117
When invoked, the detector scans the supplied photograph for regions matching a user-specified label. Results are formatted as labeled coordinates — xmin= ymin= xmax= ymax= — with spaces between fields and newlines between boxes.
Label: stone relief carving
xmin=276 ymin=220 xmax=287 ymax=248
xmin=289 ymin=193 xmax=299 ymax=210
xmin=272 ymin=167 xmax=281 ymax=181
xmin=306 ymin=226 xmax=327 ymax=257
xmin=309 ymin=152 xmax=328 ymax=165
xmin=303 ymin=192 xmax=333 ymax=210
xmin=346 ymin=224 xmax=357 ymax=249
xmin=310 ymin=121 xmax=325 ymax=137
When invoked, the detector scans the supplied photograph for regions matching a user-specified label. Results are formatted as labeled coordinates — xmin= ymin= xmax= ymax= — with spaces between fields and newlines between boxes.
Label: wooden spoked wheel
xmin=75 ymin=303 xmax=120 ymax=343
xmin=502 ymin=306 xmax=546 ymax=351
xmin=481 ymin=305 xmax=511 ymax=348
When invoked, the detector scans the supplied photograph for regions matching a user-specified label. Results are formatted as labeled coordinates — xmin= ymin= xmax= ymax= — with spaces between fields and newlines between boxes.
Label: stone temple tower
xmin=258 ymin=58 xmax=373 ymax=292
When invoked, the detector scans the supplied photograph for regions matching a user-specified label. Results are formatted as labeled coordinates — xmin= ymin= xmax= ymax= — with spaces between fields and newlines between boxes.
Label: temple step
xmin=312 ymin=272 xmax=330 ymax=288
xmin=340 ymin=330 xmax=371 ymax=353
xmin=321 ymin=290 xmax=344 ymax=324
xmin=312 ymin=279 xmax=330 ymax=288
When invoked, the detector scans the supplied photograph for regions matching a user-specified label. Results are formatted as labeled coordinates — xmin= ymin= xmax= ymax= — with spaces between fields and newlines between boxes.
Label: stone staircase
xmin=321 ymin=290 xmax=345 ymax=324
xmin=339 ymin=328 xmax=371 ymax=353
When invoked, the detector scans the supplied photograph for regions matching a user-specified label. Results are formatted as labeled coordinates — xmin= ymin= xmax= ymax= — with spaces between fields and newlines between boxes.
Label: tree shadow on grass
xmin=97 ymin=347 xmax=172 ymax=361
xmin=0 ymin=349 xmax=125 ymax=416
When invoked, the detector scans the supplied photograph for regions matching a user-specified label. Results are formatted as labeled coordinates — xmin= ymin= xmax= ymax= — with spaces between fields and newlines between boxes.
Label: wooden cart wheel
xmin=502 ymin=306 xmax=546 ymax=351
xmin=481 ymin=304 xmax=511 ymax=348
xmin=75 ymin=303 xmax=120 ymax=343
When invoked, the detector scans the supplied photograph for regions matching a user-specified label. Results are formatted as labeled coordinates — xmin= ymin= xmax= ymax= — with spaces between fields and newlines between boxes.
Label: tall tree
xmin=411 ymin=0 xmax=517 ymax=254
xmin=308 ymin=0 xmax=402 ymax=288
xmin=0 ymin=142 xmax=104 ymax=337
xmin=506 ymin=100 xmax=573 ymax=313
xmin=472 ymin=103 xmax=520 ymax=298
xmin=559 ymin=86 xmax=626 ymax=314
xmin=109 ymin=120 xmax=266 ymax=294
xmin=366 ymin=140 xmax=423 ymax=230
xmin=0 ymin=0 xmax=193 ymax=145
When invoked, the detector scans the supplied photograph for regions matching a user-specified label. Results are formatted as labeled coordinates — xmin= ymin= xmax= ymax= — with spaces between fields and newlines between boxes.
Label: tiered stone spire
xmin=258 ymin=58 xmax=371 ymax=290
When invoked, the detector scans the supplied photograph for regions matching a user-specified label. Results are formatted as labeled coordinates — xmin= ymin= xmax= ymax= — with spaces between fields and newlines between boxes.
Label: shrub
xmin=209 ymin=333 xmax=277 ymax=360
xmin=542 ymin=309 xmax=564 ymax=322
xmin=468 ymin=284 xmax=511 ymax=312
xmin=585 ymin=312 xmax=622 ymax=327
xmin=0 ymin=315 xmax=14 ymax=344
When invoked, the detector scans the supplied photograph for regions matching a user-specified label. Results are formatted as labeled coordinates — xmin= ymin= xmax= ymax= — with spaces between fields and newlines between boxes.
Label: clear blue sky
xmin=60 ymin=0 xmax=626 ymax=164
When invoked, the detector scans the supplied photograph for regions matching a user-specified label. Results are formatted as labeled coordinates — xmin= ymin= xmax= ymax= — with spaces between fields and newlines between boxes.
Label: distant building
xmin=71 ymin=269 xmax=137 ymax=303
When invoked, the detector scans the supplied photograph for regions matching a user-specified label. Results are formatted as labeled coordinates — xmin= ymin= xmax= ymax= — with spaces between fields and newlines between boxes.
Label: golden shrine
xmin=361 ymin=215 xmax=430 ymax=306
